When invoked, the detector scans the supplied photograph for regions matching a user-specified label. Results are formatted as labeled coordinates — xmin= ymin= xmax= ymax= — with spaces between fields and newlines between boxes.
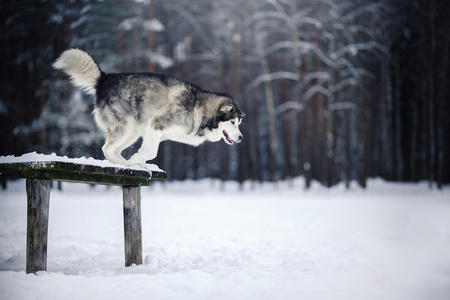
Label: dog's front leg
xmin=127 ymin=127 xmax=163 ymax=170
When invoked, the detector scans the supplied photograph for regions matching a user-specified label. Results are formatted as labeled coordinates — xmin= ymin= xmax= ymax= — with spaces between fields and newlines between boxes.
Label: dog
xmin=53 ymin=49 xmax=244 ymax=170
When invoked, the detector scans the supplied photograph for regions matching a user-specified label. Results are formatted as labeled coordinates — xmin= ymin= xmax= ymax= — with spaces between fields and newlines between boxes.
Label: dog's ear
xmin=219 ymin=104 xmax=234 ymax=113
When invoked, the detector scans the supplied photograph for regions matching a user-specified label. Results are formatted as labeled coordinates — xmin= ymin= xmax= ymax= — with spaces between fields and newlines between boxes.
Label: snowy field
xmin=0 ymin=178 xmax=449 ymax=300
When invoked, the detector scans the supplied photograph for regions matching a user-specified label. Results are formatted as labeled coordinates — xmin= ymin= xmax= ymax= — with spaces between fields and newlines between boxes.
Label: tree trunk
xmin=252 ymin=0 xmax=279 ymax=183
xmin=148 ymin=0 xmax=157 ymax=72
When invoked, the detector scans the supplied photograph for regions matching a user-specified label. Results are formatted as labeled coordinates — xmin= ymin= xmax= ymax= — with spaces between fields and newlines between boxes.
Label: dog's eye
xmin=231 ymin=121 xmax=235 ymax=125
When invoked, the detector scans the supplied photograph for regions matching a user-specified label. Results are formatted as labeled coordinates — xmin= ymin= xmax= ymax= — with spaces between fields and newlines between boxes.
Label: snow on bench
xmin=0 ymin=152 xmax=167 ymax=274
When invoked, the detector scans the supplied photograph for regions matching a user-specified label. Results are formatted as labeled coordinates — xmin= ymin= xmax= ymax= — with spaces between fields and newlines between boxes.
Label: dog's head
xmin=215 ymin=97 xmax=245 ymax=145
xmin=201 ymin=93 xmax=245 ymax=144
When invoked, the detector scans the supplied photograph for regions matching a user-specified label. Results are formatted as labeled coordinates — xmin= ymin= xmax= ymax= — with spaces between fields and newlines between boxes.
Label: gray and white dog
xmin=53 ymin=49 xmax=244 ymax=169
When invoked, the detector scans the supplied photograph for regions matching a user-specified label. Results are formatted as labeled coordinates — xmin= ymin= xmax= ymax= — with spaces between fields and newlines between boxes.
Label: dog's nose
xmin=238 ymin=135 xmax=243 ymax=141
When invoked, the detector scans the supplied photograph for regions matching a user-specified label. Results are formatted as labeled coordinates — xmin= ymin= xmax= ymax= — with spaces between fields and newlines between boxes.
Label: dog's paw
xmin=127 ymin=159 xmax=152 ymax=172
xmin=137 ymin=162 xmax=153 ymax=173
xmin=107 ymin=157 xmax=129 ymax=167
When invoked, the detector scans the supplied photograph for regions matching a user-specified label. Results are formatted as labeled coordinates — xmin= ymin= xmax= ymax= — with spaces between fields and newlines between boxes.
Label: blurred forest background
xmin=1 ymin=0 xmax=449 ymax=188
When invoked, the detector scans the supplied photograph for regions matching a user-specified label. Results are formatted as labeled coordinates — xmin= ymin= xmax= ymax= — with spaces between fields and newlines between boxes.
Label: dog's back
xmin=94 ymin=72 xmax=213 ymax=131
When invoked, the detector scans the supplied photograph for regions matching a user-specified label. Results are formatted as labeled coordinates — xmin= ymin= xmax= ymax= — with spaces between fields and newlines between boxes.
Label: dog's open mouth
xmin=223 ymin=130 xmax=235 ymax=145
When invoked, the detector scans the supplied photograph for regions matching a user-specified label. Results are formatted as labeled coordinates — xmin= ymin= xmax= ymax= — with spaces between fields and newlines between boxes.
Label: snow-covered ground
xmin=0 ymin=178 xmax=449 ymax=300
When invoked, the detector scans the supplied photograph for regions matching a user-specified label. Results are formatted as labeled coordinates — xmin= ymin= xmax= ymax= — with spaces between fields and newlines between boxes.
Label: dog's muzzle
xmin=223 ymin=130 xmax=243 ymax=145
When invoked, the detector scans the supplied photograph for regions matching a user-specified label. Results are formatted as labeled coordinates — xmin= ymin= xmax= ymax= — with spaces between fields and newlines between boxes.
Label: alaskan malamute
xmin=53 ymin=49 xmax=244 ymax=169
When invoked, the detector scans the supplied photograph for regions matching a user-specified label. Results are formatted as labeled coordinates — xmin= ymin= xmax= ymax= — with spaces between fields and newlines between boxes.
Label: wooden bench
xmin=0 ymin=160 xmax=167 ymax=274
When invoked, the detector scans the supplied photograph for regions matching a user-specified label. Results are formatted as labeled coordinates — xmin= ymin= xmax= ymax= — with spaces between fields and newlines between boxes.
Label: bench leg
xmin=122 ymin=186 xmax=143 ymax=267
xmin=26 ymin=179 xmax=51 ymax=274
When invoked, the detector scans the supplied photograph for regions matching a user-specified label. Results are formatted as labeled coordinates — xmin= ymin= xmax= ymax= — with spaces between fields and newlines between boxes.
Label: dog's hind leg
xmin=102 ymin=136 xmax=127 ymax=165
xmin=102 ymin=125 xmax=140 ymax=166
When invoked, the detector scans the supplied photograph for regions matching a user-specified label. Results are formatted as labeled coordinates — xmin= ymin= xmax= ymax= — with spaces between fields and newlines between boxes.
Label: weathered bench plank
xmin=0 ymin=161 xmax=167 ymax=185
xmin=0 ymin=160 xmax=166 ymax=274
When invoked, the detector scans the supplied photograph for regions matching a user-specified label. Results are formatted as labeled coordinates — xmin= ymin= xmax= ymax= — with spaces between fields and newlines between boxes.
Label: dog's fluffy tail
xmin=53 ymin=49 xmax=101 ymax=95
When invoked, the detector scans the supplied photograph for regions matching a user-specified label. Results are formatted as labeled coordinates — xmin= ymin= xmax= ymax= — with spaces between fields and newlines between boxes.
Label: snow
xmin=0 ymin=152 xmax=163 ymax=173
xmin=1 ymin=178 xmax=450 ymax=300
xmin=118 ymin=18 xmax=164 ymax=32
xmin=143 ymin=19 xmax=165 ymax=32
